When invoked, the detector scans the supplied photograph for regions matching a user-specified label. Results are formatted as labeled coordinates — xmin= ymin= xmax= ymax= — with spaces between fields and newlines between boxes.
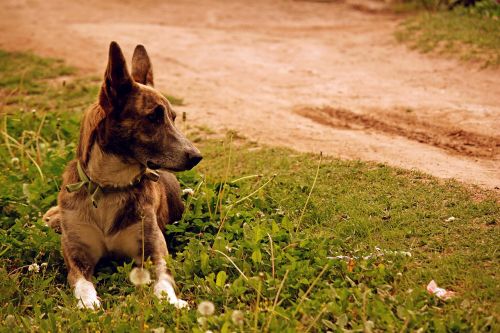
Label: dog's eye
xmin=147 ymin=106 xmax=164 ymax=123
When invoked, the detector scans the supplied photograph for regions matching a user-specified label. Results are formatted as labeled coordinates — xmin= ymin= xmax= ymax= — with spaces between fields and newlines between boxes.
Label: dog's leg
xmin=62 ymin=223 xmax=104 ymax=310
xmin=142 ymin=219 xmax=188 ymax=309
xmin=153 ymin=260 xmax=189 ymax=309
xmin=43 ymin=206 xmax=62 ymax=233
xmin=162 ymin=172 xmax=184 ymax=224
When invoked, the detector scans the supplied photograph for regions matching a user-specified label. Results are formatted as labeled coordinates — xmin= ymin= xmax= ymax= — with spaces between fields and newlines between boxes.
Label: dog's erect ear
xmin=102 ymin=41 xmax=133 ymax=109
xmin=131 ymin=45 xmax=154 ymax=87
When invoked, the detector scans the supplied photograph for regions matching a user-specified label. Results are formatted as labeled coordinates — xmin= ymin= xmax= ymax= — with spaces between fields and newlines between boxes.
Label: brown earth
xmin=296 ymin=106 xmax=499 ymax=159
xmin=1 ymin=0 xmax=499 ymax=191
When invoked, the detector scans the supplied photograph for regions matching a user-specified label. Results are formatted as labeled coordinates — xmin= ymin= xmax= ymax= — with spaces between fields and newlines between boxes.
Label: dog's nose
xmin=186 ymin=150 xmax=202 ymax=169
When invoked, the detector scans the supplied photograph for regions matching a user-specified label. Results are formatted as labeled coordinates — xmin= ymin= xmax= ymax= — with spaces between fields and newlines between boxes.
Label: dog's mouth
xmin=146 ymin=161 xmax=162 ymax=170
xmin=146 ymin=160 xmax=185 ymax=173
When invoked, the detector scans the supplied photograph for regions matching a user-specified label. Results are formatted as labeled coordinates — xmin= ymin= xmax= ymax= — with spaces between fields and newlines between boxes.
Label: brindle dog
xmin=42 ymin=41 xmax=201 ymax=309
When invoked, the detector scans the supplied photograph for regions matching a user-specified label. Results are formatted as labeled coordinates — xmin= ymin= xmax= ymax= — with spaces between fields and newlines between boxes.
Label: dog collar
xmin=65 ymin=161 xmax=160 ymax=208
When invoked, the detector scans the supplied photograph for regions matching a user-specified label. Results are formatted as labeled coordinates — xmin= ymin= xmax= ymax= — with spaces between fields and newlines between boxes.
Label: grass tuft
xmin=395 ymin=1 xmax=500 ymax=67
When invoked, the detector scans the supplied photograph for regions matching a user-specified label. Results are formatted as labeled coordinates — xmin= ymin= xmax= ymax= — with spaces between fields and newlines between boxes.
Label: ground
xmin=1 ymin=0 xmax=499 ymax=191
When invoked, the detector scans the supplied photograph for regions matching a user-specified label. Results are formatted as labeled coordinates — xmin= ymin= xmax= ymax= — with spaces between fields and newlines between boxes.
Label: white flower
xmin=231 ymin=310 xmax=244 ymax=326
xmin=151 ymin=328 xmax=165 ymax=333
xmin=400 ymin=251 xmax=412 ymax=257
xmin=364 ymin=320 xmax=374 ymax=332
xmin=205 ymin=331 xmax=214 ymax=333
xmin=197 ymin=301 xmax=215 ymax=316
xmin=28 ymin=263 xmax=40 ymax=273
xmin=182 ymin=188 xmax=195 ymax=195
xmin=22 ymin=184 xmax=30 ymax=198
xmin=129 ymin=267 xmax=151 ymax=286
xmin=197 ymin=317 xmax=207 ymax=326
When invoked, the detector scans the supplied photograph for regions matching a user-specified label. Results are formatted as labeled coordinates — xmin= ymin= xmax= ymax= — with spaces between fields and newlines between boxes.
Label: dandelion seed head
xmin=231 ymin=310 xmax=244 ymax=326
xmin=197 ymin=301 xmax=215 ymax=316
xmin=5 ymin=314 xmax=15 ymax=327
xmin=129 ymin=267 xmax=151 ymax=286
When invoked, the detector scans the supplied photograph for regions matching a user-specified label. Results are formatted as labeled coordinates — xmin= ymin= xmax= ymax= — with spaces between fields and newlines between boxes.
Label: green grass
xmin=0 ymin=50 xmax=499 ymax=332
xmin=395 ymin=1 xmax=500 ymax=67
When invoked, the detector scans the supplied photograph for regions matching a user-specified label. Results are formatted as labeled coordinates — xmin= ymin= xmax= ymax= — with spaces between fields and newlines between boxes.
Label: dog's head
xmin=96 ymin=41 xmax=202 ymax=172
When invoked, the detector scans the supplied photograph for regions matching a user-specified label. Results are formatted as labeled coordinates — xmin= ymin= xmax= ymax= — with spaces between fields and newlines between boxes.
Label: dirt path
xmin=1 ymin=0 xmax=499 ymax=191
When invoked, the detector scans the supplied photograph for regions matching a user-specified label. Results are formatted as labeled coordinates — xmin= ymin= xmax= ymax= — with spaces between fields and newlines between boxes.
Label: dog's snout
xmin=186 ymin=149 xmax=202 ymax=169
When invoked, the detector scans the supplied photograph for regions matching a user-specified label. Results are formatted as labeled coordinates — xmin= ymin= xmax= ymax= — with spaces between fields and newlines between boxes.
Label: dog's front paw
xmin=77 ymin=296 xmax=101 ymax=310
xmin=154 ymin=279 xmax=189 ymax=309
xmin=171 ymin=298 xmax=189 ymax=309
xmin=74 ymin=278 xmax=101 ymax=310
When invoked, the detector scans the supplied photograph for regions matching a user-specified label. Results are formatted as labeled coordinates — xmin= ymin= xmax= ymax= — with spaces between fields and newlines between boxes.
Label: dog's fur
xmin=43 ymin=42 xmax=201 ymax=309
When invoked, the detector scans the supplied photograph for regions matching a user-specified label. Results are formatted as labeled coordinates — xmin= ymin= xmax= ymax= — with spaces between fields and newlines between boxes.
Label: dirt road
xmin=1 ymin=0 xmax=499 ymax=190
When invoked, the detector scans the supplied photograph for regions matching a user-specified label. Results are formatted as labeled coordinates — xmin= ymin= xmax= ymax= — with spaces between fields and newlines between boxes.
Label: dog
xmin=42 ymin=41 xmax=202 ymax=309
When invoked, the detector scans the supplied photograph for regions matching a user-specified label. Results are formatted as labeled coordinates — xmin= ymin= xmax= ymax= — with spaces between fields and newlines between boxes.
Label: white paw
xmin=77 ymin=296 xmax=101 ymax=310
xmin=74 ymin=278 xmax=101 ymax=310
xmin=154 ymin=279 xmax=189 ymax=309
xmin=171 ymin=298 xmax=189 ymax=309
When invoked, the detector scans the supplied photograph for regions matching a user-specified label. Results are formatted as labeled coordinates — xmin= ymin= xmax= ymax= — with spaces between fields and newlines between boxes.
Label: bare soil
xmin=1 ymin=0 xmax=499 ymax=191
xmin=297 ymin=106 xmax=499 ymax=159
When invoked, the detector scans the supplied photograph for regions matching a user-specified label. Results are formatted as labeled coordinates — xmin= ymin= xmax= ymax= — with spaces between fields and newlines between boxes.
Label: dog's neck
xmin=86 ymin=143 xmax=144 ymax=188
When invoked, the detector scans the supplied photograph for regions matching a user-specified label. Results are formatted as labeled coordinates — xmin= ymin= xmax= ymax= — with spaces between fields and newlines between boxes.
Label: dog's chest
xmin=87 ymin=192 xmax=142 ymax=257
xmin=90 ymin=193 xmax=128 ymax=232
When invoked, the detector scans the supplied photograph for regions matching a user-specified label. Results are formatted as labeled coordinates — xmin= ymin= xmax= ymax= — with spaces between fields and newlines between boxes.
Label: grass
xmin=395 ymin=0 xmax=500 ymax=67
xmin=0 ymin=50 xmax=499 ymax=332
